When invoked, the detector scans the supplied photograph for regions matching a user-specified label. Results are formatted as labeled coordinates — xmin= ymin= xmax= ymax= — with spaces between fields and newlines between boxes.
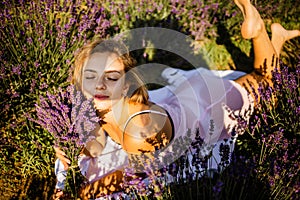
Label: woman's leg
xmin=234 ymin=0 xmax=277 ymax=79
xmin=234 ymin=0 xmax=299 ymax=101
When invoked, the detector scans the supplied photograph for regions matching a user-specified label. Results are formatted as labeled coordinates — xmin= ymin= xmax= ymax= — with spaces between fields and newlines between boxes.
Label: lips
xmin=94 ymin=94 xmax=109 ymax=100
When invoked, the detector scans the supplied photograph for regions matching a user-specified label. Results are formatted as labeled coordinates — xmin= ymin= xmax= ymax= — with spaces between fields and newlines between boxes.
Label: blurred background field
xmin=1 ymin=0 xmax=299 ymax=199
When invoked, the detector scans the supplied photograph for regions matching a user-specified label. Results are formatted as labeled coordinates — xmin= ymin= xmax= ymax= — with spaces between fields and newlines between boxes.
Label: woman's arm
xmin=84 ymin=125 xmax=106 ymax=157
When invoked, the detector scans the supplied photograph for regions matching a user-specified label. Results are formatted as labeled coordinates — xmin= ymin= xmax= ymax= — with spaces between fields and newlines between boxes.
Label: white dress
xmin=55 ymin=67 xmax=253 ymax=192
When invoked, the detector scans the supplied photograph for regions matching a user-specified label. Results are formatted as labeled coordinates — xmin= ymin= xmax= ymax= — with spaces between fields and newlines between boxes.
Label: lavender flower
xmin=212 ymin=180 xmax=224 ymax=195
xmin=33 ymin=84 xmax=99 ymax=150
xmin=31 ymin=84 xmax=99 ymax=197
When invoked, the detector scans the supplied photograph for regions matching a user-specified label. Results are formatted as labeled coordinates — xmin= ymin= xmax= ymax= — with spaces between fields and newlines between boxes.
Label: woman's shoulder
xmin=125 ymin=102 xmax=169 ymax=132
xmin=122 ymin=102 xmax=173 ymax=154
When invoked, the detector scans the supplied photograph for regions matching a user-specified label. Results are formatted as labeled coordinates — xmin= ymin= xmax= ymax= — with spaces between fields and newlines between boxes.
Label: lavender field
xmin=1 ymin=0 xmax=299 ymax=199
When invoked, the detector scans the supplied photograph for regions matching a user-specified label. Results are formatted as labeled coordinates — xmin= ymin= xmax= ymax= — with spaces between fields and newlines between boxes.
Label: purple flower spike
xmin=31 ymin=84 xmax=99 ymax=154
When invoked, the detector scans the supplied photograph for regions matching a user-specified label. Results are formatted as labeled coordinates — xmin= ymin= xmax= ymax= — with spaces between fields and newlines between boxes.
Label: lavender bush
xmin=121 ymin=129 xmax=232 ymax=199
xmin=0 ymin=0 xmax=109 ymax=198
xmin=101 ymin=0 xmax=219 ymax=68
xmin=103 ymin=0 xmax=218 ymax=40
xmin=244 ymin=62 xmax=300 ymax=199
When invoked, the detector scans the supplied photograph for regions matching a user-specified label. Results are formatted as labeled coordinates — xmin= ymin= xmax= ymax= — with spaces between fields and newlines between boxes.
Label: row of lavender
xmin=1 ymin=0 xmax=299 ymax=199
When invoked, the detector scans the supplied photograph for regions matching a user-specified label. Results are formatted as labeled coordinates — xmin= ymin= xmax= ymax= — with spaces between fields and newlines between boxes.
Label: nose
xmin=95 ymin=77 xmax=106 ymax=90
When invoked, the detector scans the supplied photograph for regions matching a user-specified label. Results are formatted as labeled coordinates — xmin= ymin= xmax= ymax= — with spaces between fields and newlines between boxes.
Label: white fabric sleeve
xmin=78 ymin=136 xmax=129 ymax=183
xmin=54 ymin=137 xmax=128 ymax=188
xmin=54 ymin=159 xmax=67 ymax=190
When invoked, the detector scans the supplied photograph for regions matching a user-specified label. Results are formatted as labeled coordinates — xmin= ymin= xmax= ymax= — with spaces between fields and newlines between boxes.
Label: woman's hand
xmin=52 ymin=189 xmax=64 ymax=200
xmin=54 ymin=147 xmax=70 ymax=170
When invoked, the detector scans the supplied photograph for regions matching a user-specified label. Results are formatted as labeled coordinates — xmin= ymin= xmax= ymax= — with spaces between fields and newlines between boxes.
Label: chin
xmin=94 ymin=98 xmax=123 ymax=111
xmin=94 ymin=100 xmax=112 ymax=111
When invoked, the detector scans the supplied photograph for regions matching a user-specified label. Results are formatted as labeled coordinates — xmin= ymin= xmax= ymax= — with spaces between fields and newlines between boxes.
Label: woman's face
xmin=82 ymin=52 xmax=129 ymax=110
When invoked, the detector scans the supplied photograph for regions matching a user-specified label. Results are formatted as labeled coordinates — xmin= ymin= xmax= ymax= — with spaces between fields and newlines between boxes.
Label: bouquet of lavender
xmin=32 ymin=84 xmax=99 ymax=198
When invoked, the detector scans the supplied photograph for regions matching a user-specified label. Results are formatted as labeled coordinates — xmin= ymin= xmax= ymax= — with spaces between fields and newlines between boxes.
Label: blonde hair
xmin=72 ymin=38 xmax=149 ymax=104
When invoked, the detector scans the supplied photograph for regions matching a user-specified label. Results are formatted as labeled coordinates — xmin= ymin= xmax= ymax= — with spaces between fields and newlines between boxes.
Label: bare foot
xmin=271 ymin=23 xmax=300 ymax=55
xmin=234 ymin=0 xmax=264 ymax=39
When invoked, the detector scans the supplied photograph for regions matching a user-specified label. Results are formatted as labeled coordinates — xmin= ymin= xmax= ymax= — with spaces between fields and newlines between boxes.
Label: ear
xmin=122 ymin=82 xmax=130 ymax=96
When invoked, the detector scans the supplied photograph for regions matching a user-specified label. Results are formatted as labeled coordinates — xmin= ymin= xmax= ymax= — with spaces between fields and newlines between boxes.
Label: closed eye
xmin=85 ymin=76 xmax=96 ymax=79
xmin=84 ymin=69 xmax=97 ymax=80
xmin=104 ymin=76 xmax=119 ymax=81
xmin=104 ymin=71 xmax=121 ymax=81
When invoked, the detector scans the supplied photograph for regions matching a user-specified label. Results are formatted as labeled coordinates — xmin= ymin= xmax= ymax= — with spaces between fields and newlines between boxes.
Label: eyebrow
xmin=84 ymin=69 xmax=97 ymax=73
xmin=105 ymin=70 xmax=122 ymax=74
xmin=83 ymin=69 xmax=123 ymax=74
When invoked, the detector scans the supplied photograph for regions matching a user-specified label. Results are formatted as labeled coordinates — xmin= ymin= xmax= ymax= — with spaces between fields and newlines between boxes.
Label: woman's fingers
xmin=52 ymin=189 xmax=64 ymax=200
xmin=54 ymin=147 xmax=66 ymax=156
xmin=54 ymin=147 xmax=71 ymax=170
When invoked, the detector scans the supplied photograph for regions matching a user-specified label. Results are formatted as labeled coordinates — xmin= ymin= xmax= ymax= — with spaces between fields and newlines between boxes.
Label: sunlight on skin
xmin=271 ymin=23 xmax=300 ymax=56
xmin=234 ymin=0 xmax=300 ymax=105
xmin=234 ymin=0 xmax=264 ymax=39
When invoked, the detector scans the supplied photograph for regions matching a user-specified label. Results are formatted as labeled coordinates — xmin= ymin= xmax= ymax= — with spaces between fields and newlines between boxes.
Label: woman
xmin=54 ymin=0 xmax=300 ymax=199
